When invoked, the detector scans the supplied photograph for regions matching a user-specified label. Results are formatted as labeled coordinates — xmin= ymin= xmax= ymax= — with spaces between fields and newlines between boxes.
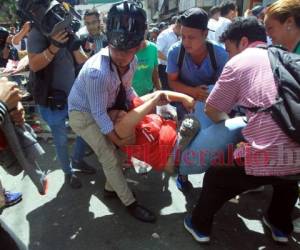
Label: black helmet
xmin=107 ymin=1 xmax=147 ymax=50
xmin=0 ymin=27 xmax=9 ymax=50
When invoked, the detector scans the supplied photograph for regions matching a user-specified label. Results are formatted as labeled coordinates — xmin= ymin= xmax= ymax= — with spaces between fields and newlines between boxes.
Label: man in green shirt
xmin=132 ymin=40 xmax=161 ymax=96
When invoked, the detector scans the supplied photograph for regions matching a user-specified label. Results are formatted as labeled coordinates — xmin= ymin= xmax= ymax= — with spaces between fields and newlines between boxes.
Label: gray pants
xmin=69 ymin=111 xmax=135 ymax=206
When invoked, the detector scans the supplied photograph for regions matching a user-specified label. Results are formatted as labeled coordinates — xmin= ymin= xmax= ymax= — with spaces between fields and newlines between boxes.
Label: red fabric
xmin=122 ymin=97 xmax=177 ymax=171
xmin=0 ymin=130 xmax=7 ymax=150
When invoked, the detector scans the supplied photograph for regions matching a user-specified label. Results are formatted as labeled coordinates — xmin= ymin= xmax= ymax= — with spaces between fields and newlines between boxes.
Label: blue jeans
xmin=39 ymin=105 xmax=87 ymax=174
xmin=179 ymin=115 xmax=247 ymax=175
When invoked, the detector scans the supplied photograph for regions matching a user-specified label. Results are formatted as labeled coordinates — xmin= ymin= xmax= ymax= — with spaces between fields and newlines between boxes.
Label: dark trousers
xmin=0 ymin=225 xmax=19 ymax=250
xmin=158 ymin=64 xmax=169 ymax=90
xmin=192 ymin=166 xmax=298 ymax=235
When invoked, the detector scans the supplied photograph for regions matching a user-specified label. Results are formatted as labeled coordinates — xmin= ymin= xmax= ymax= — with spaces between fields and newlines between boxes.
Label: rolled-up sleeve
xmin=84 ymin=69 xmax=114 ymax=135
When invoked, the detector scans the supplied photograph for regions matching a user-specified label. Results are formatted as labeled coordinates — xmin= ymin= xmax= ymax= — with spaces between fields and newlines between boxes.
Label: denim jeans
xmin=39 ymin=105 xmax=86 ymax=174
xmin=179 ymin=105 xmax=247 ymax=175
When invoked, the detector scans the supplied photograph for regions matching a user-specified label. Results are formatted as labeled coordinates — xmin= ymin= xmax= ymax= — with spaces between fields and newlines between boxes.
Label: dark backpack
xmin=177 ymin=40 xmax=218 ymax=82
xmin=242 ymin=46 xmax=300 ymax=144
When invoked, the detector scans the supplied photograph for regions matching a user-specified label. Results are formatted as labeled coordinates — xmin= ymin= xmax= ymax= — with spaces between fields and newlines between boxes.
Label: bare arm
xmin=12 ymin=22 xmax=31 ymax=46
xmin=73 ymin=48 xmax=88 ymax=65
xmin=204 ymin=103 xmax=229 ymax=123
xmin=158 ymin=51 xmax=167 ymax=61
xmin=152 ymin=66 xmax=161 ymax=90
xmin=28 ymin=31 xmax=67 ymax=72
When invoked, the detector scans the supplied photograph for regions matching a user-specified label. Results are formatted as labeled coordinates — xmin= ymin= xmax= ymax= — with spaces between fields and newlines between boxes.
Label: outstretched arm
xmin=112 ymin=91 xmax=195 ymax=139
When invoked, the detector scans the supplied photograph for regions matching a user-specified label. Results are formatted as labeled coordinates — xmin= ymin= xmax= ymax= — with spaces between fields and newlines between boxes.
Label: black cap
xmin=180 ymin=7 xmax=209 ymax=30
xmin=251 ymin=5 xmax=264 ymax=17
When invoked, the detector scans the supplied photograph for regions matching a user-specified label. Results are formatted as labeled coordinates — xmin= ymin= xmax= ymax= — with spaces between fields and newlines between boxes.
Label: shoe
xmin=176 ymin=175 xmax=193 ymax=192
xmin=127 ymin=202 xmax=156 ymax=223
xmin=72 ymin=160 xmax=96 ymax=175
xmin=4 ymin=191 xmax=22 ymax=207
xmin=293 ymin=217 xmax=300 ymax=233
xmin=262 ymin=216 xmax=289 ymax=243
xmin=177 ymin=115 xmax=201 ymax=151
xmin=184 ymin=215 xmax=210 ymax=243
xmin=65 ymin=174 xmax=82 ymax=189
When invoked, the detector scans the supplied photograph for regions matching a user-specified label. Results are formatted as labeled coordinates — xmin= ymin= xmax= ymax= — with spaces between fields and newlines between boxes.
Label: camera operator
xmin=27 ymin=22 xmax=95 ymax=189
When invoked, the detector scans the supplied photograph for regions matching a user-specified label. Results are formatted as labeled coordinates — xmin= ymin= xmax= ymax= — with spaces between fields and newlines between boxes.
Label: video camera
xmin=17 ymin=0 xmax=82 ymax=50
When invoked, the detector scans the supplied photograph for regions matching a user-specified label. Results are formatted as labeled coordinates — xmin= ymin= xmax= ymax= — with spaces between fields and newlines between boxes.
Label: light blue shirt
xmin=68 ymin=47 xmax=137 ymax=135
xmin=166 ymin=40 xmax=228 ymax=119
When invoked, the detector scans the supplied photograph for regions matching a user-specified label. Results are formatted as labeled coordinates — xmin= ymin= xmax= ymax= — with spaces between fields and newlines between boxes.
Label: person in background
xmin=132 ymin=38 xmax=161 ymax=96
xmin=156 ymin=17 xmax=181 ymax=90
xmin=0 ymin=27 xmax=19 ymax=68
xmin=78 ymin=8 xmax=107 ymax=56
xmin=12 ymin=21 xmax=31 ymax=52
xmin=264 ymin=0 xmax=300 ymax=233
xmin=207 ymin=6 xmax=221 ymax=41
xmin=148 ymin=27 xmax=159 ymax=43
xmin=214 ymin=0 xmax=238 ymax=46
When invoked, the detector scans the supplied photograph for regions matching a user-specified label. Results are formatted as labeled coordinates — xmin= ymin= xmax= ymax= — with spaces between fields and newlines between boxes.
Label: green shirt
xmin=293 ymin=41 xmax=300 ymax=54
xmin=132 ymin=41 xmax=158 ymax=96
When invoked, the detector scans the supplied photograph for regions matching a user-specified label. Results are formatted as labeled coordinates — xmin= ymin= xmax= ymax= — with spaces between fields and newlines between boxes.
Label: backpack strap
xmin=177 ymin=44 xmax=185 ymax=72
xmin=206 ymin=41 xmax=217 ymax=72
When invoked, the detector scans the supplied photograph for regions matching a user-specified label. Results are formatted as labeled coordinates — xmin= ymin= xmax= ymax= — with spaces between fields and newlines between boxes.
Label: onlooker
xmin=207 ymin=6 xmax=221 ymax=41
xmin=148 ymin=27 xmax=159 ymax=43
xmin=167 ymin=8 xmax=228 ymax=190
xmin=27 ymin=18 xmax=95 ymax=189
xmin=184 ymin=17 xmax=300 ymax=244
xmin=156 ymin=17 xmax=181 ymax=90
xmin=68 ymin=1 xmax=156 ymax=223
xmin=0 ymin=27 xmax=19 ymax=68
xmin=214 ymin=1 xmax=238 ymax=46
xmin=78 ymin=8 xmax=107 ymax=56
xmin=264 ymin=0 xmax=300 ymax=233
xmin=132 ymin=39 xmax=161 ymax=96
xmin=12 ymin=21 xmax=31 ymax=51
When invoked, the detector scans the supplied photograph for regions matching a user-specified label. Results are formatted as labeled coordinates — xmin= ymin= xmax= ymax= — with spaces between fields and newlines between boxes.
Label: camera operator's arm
xmin=28 ymin=31 xmax=68 ymax=72
xmin=73 ymin=48 xmax=88 ymax=65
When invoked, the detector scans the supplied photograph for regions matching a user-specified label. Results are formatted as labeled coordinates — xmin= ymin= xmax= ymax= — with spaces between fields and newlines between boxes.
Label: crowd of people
xmin=0 ymin=0 xmax=300 ymax=248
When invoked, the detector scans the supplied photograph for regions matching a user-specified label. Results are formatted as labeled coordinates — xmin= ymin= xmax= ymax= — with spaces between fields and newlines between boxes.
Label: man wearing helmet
xmin=68 ymin=1 xmax=156 ymax=223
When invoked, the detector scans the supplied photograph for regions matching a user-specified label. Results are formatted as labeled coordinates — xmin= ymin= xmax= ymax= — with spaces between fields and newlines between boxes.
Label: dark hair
xmin=84 ymin=8 xmax=100 ymax=19
xmin=170 ymin=15 xmax=179 ymax=24
xmin=209 ymin=6 xmax=220 ymax=17
xmin=220 ymin=1 xmax=237 ymax=17
xmin=219 ymin=17 xmax=267 ymax=44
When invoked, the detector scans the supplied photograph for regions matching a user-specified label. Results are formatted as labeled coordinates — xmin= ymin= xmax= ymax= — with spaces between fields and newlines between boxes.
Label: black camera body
xmin=17 ymin=0 xmax=82 ymax=50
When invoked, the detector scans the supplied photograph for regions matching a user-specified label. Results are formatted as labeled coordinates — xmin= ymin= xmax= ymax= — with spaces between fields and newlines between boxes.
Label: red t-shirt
xmin=122 ymin=98 xmax=177 ymax=171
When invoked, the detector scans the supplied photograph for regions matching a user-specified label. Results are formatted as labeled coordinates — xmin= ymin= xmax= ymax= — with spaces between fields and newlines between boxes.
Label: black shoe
xmin=65 ymin=174 xmax=82 ymax=189
xmin=103 ymin=189 xmax=136 ymax=199
xmin=127 ymin=202 xmax=156 ymax=223
xmin=72 ymin=160 xmax=96 ymax=175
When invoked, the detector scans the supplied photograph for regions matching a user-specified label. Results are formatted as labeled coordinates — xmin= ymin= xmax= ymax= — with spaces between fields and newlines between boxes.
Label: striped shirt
xmin=0 ymin=101 xmax=8 ymax=125
xmin=68 ymin=47 xmax=138 ymax=135
xmin=207 ymin=45 xmax=300 ymax=176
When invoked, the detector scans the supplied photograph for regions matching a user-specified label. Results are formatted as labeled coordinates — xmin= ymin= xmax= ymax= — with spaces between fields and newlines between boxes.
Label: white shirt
xmin=156 ymin=27 xmax=179 ymax=65
xmin=214 ymin=17 xmax=232 ymax=47
xmin=12 ymin=38 xmax=27 ymax=51
xmin=207 ymin=18 xmax=219 ymax=42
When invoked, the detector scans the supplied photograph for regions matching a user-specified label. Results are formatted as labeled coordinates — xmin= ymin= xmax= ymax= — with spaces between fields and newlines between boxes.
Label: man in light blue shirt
xmin=68 ymin=1 xmax=156 ymax=223
xmin=166 ymin=7 xmax=228 ymax=190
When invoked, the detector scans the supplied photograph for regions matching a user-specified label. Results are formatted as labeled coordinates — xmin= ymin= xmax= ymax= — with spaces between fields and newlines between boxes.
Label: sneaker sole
xmin=262 ymin=217 xmax=289 ymax=243
xmin=4 ymin=197 xmax=22 ymax=208
xmin=184 ymin=219 xmax=210 ymax=243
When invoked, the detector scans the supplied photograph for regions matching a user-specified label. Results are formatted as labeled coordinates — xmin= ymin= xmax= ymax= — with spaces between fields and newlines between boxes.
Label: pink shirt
xmin=207 ymin=46 xmax=300 ymax=176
